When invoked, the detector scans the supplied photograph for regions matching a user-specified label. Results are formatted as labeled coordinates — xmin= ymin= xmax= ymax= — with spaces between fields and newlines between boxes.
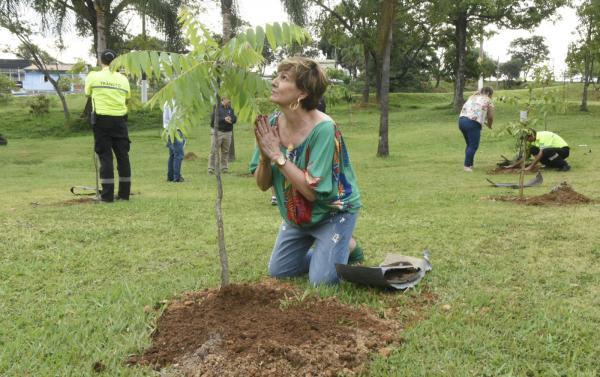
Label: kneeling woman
xmin=254 ymin=56 xmax=361 ymax=286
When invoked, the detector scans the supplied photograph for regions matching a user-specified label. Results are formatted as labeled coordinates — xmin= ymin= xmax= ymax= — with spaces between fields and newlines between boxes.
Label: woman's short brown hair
xmin=277 ymin=56 xmax=328 ymax=111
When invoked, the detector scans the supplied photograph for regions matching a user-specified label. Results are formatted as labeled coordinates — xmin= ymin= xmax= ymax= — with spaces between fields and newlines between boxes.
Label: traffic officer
xmin=525 ymin=130 xmax=571 ymax=172
xmin=84 ymin=49 xmax=132 ymax=202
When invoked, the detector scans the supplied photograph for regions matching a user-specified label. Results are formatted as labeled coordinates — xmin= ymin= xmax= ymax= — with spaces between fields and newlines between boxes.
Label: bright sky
xmin=0 ymin=1 xmax=579 ymax=78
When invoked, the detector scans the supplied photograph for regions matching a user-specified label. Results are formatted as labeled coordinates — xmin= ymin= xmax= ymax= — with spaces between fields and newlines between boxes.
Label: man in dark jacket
xmin=208 ymin=96 xmax=237 ymax=174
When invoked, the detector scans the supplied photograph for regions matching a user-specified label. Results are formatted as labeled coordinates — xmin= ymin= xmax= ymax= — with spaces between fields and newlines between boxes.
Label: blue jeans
xmin=268 ymin=212 xmax=358 ymax=286
xmin=458 ymin=117 xmax=482 ymax=167
xmin=167 ymin=130 xmax=185 ymax=181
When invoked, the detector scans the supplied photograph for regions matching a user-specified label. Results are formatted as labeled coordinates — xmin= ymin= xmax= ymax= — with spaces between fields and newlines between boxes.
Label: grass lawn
xmin=1 ymin=88 xmax=600 ymax=376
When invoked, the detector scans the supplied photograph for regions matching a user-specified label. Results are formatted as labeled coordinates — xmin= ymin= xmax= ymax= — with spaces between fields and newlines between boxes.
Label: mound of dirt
xmin=184 ymin=152 xmax=199 ymax=161
xmin=130 ymin=281 xmax=433 ymax=376
xmin=495 ymin=182 xmax=594 ymax=206
xmin=487 ymin=166 xmax=539 ymax=175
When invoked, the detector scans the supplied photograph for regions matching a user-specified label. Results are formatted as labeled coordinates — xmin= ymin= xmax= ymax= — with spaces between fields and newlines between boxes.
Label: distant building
xmin=0 ymin=59 xmax=87 ymax=93
xmin=0 ymin=59 xmax=31 ymax=87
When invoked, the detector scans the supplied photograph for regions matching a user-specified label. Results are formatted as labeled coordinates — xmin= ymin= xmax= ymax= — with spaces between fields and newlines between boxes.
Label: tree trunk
xmin=580 ymin=51 xmax=591 ymax=111
xmin=373 ymin=52 xmax=382 ymax=103
xmin=51 ymin=77 xmax=70 ymax=121
xmin=361 ymin=44 xmax=370 ymax=104
xmin=580 ymin=26 xmax=593 ymax=112
xmin=453 ymin=12 xmax=468 ymax=112
xmin=95 ymin=1 xmax=107 ymax=65
xmin=212 ymin=96 xmax=230 ymax=288
xmin=377 ymin=25 xmax=392 ymax=157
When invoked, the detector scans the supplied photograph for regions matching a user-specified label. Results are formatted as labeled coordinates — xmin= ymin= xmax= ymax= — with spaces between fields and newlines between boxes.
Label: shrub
xmin=28 ymin=95 xmax=50 ymax=116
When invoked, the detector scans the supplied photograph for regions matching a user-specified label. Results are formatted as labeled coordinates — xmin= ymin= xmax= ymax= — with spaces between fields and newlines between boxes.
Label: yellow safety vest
xmin=84 ymin=67 xmax=130 ymax=116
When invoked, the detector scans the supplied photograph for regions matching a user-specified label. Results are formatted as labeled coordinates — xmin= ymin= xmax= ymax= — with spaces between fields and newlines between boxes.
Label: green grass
xmin=1 ymin=89 xmax=600 ymax=376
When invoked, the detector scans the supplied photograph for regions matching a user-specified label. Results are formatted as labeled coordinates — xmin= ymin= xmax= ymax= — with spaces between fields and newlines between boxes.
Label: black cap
xmin=100 ymin=49 xmax=117 ymax=65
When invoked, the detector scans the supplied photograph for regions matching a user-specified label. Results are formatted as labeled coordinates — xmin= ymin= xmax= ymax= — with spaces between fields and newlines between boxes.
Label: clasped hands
xmin=254 ymin=115 xmax=282 ymax=162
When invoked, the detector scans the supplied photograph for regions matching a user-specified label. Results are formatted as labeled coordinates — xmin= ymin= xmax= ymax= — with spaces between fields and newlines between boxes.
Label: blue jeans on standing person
xmin=167 ymin=130 xmax=185 ymax=181
xmin=458 ymin=117 xmax=482 ymax=167
xmin=268 ymin=212 xmax=358 ymax=286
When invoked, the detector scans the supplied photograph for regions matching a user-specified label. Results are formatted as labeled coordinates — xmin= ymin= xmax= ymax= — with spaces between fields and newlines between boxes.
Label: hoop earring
xmin=289 ymin=98 xmax=301 ymax=111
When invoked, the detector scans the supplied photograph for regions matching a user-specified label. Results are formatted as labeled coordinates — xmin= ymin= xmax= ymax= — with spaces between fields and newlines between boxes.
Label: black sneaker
xmin=173 ymin=177 xmax=185 ymax=182
xmin=559 ymin=164 xmax=571 ymax=172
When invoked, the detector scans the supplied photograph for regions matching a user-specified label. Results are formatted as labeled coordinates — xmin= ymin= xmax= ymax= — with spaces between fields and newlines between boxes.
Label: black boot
xmin=117 ymin=181 xmax=130 ymax=200
xmin=100 ymin=183 xmax=114 ymax=202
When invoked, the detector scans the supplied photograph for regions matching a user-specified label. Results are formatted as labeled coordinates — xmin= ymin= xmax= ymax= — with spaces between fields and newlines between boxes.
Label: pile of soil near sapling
xmin=128 ymin=281 xmax=435 ymax=377
xmin=495 ymin=182 xmax=594 ymax=206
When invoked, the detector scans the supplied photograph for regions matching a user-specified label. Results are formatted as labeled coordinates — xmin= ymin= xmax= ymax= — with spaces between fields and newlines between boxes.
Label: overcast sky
xmin=0 ymin=1 xmax=579 ymax=77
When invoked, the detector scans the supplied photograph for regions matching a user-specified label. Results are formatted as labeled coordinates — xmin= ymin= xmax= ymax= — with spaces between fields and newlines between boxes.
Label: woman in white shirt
xmin=458 ymin=87 xmax=494 ymax=172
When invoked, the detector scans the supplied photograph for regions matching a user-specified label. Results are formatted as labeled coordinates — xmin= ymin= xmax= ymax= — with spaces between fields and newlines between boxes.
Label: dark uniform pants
xmin=93 ymin=115 xmax=131 ymax=201
xmin=530 ymin=146 xmax=570 ymax=169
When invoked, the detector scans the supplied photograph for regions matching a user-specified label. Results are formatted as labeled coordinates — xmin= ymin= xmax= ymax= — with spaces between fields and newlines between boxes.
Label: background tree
xmin=0 ymin=5 xmax=71 ymax=120
xmin=507 ymin=36 xmax=550 ymax=82
xmin=112 ymin=10 xmax=310 ymax=287
xmin=568 ymin=0 xmax=600 ymax=111
xmin=500 ymin=57 xmax=524 ymax=88
xmin=376 ymin=0 xmax=395 ymax=157
xmin=431 ymin=0 xmax=566 ymax=112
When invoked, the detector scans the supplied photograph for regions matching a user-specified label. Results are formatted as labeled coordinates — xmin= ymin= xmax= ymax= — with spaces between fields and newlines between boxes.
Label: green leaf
xmin=149 ymin=51 xmax=161 ymax=80
xmin=245 ymin=28 xmax=256 ymax=49
xmin=281 ymin=23 xmax=291 ymax=44
xmin=272 ymin=23 xmax=283 ymax=45
xmin=255 ymin=26 xmax=265 ymax=51
xmin=160 ymin=53 xmax=173 ymax=77
xmin=265 ymin=24 xmax=277 ymax=50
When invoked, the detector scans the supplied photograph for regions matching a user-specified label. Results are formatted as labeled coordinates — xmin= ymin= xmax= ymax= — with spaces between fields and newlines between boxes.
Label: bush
xmin=28 ymin=95 xmax=50 ymax=116
xmin=57 ymin=76 xmax=71 ymax=92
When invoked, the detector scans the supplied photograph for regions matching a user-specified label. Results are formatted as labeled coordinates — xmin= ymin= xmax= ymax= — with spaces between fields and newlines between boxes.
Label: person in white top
xmin=163 ymin=99 xmax=186 ymax=182
xmin=458 ymin=87 xmax=494 ymax=172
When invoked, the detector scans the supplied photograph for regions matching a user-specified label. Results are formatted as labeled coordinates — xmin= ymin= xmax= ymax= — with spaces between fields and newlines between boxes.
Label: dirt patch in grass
xmin=494 ymin=182 xmax=594 ymax=206
xmin=57 ymin=197 xmax=97 ymax=206
xmin=487 ymin=166 xmax=539 ymax=175
xmin=184 ymin=152 xmax=198 ymax=161
xmin=129 ymin=281 xmax=434 ymax=376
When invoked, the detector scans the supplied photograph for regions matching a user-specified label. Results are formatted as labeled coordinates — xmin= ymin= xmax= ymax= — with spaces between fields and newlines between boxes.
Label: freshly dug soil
xmin=184 ymin=152 xmax=199 ymax=161
xmin=130 ymin=281 xmax=434 ymax=376
xmin=488 ymin=166 xmax=539 ymax=175
xmin=495 ymin=182 xmax=594 ymax=206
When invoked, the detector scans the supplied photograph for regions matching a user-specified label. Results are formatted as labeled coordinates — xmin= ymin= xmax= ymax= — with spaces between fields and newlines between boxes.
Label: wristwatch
xmin=274 ymin=154 xmax=287 ymax=167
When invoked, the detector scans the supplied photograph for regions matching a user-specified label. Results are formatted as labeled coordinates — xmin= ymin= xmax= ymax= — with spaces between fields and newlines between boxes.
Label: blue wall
xmin=22 ymin=71 xmax=87 ymax=92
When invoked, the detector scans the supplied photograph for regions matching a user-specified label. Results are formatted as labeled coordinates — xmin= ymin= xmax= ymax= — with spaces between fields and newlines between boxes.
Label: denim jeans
xmin=167 ymin=130 xmax=185 ymax=181
xmin=268 ymin=212 xmax=358 ymax=286
xmin=458 ymin=117 xmax=482 ymax=167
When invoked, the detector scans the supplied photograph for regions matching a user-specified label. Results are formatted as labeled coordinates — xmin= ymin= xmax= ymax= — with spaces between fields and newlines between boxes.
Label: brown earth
xmin=184 ymin=152 xmax=199 ymax=161
xmin=58 ymin=197 xmax=96 ymax=206
xmin=494 ymin=182 xmax=595 ymax=206
xmin=129 ymin=281 xmax=435 ymax=377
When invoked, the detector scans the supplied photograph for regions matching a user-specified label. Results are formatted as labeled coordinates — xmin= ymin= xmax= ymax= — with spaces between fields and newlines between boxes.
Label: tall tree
xmin=3 ymin=0 xmax=186 ymax=65
xmin=0 ymin=5 xmax=71 ymax=120
xmin=376 ymin=0 xmax=395 ymax=157
xmin=286 ymin=0 xmax=379 ymax=104
xmin=568 ymin=0 xmax=600 ymax=111
xmin=499 ymin=57 xmax=524 ymax=88
xmin=432 ymin=0 xmax=566 ymax=112
xmin=508 ymin=36 xmax=550 ymax=81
